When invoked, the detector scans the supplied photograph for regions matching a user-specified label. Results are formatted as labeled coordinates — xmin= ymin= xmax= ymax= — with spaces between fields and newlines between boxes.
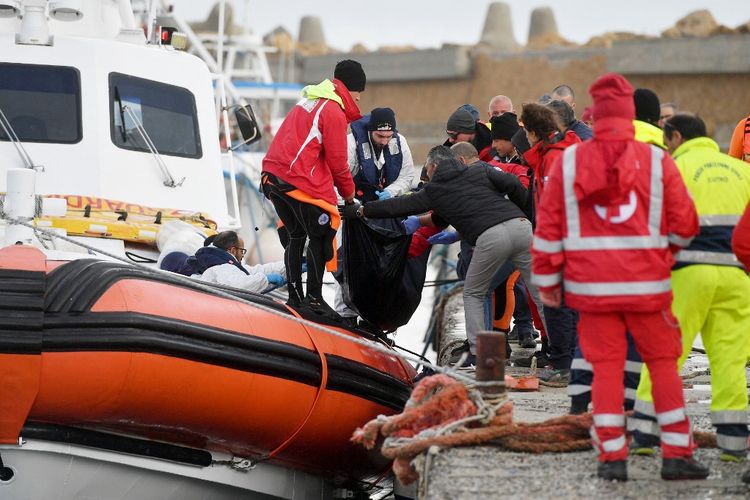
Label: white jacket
xmin=346 ymin=132 xmax=418 ymax=197
xmin=196 ymin=261 xmax=286 ymax=294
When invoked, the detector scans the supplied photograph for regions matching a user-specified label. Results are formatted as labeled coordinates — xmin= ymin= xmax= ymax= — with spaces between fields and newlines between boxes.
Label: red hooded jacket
xmin=262 ymin=79 xmax=360 ymax=205
xmin=524 ymin=130 xmax=580 ymax=208
xmin=531 ymin=73 xmax=699 ymax=312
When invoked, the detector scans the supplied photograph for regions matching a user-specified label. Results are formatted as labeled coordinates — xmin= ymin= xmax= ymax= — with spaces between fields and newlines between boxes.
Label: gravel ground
xmin=419 ymin=293 xmax=750 ymax=499
xmin=422 ymin=383 xmax=750 ymax=499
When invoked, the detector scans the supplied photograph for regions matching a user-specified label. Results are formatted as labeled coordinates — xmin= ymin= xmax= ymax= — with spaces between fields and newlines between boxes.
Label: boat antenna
xmin=0 ymin=106 xmax=43 ymax=171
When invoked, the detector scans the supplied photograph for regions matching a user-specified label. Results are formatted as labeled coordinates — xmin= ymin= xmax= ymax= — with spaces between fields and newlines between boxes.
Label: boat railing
xmin=0 ymin=105 xmax=42 ymax=171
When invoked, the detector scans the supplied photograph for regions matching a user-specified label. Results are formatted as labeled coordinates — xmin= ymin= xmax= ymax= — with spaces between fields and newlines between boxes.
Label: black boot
xmin=597 ymin=460 xmax=627 ymax=481
xmin=340 ymin=316 xmax=358 ymax=329
xmin=518 ymin=330 xmax=537 ymax=349
xmin=570 ymin=397 xmax=589 ymax=415
xmin=514 ymin=350 xmax=550 ymax=368
xmin=286 ymin=281 xmax=304 ymax=308
xmin=302 ymin=296 xmax=342 ymax=322
xmin=661 ymin=457 xmax=710 ymax=480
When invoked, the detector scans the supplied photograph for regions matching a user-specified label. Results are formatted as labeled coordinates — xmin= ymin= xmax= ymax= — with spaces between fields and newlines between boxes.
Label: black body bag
xmin=339 ymin=217 xmax=428 ymax=332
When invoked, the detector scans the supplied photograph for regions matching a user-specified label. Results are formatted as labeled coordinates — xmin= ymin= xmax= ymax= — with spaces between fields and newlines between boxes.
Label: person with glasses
xmin=658 ymin=102 xmax=678 ymax=129
xmin=443 ymin=106 xmax=494 ymax=162
xmin=177 ymin=230 xmax=287 ymax=294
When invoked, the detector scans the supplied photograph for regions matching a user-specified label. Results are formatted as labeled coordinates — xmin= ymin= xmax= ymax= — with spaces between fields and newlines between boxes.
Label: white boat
xmin=0 ymin=2 xmax=415 ymax=498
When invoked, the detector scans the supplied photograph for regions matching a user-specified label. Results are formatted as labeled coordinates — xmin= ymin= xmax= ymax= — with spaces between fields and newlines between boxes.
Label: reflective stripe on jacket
xmin=531 ymin=142 xmax=699 ymax=312
xmin=262 ymin=79 xmax=358 ymax=205
xmin=349 ymin=115 xmax=403 ymax=189
xmin=670 ymin=137 xmax=750 ymax=269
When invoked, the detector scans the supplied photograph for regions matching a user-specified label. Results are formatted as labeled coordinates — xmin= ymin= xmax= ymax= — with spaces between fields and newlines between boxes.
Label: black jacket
xmin=363 ymin=159 xmax=528 ymax=246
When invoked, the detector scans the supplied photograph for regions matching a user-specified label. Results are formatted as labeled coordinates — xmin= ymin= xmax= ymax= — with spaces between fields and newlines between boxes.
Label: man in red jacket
xmin=262 ymin=60 xmax=365 ymax=318
xmin=531 ymin=73 xmax=707 ymax=481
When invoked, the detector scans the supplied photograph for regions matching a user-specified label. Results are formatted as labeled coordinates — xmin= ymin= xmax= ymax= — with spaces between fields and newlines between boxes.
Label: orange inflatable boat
xmin=0 ymin=245 xmax=416 ymax=484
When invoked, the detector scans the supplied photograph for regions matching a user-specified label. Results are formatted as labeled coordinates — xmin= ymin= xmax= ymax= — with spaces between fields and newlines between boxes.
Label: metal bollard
xmin=476 ymin=331 xmax=506 ymax=396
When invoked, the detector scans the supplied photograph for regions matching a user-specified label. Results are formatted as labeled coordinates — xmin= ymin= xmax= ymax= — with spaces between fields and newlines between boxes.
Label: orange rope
xmin=352 ymin=374 xmax=718 ymax=486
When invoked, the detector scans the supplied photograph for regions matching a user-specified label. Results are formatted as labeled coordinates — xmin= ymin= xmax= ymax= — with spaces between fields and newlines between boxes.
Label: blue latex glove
xmin=301 ymin=262 xmax=308 ymax=274
xmin=375 ymin=190 xmax=392 ymax=200
xmin=266 ymin=273 xmax=286 ymax=286
xmin=401 ymin=215 xmax=421 ymax=235
xmin=427 ymin=230 xmax=460 ymax=245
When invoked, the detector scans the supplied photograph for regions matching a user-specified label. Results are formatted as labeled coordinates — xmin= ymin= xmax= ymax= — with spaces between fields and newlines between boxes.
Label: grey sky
xmin=169 ymin=0 xmax=743 ymax=51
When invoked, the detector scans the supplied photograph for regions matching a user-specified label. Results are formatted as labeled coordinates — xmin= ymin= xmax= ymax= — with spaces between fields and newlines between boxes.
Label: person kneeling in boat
xmin=342 ymin=145 xmax=547 ymax=369
xmin=180 ymin=231 xmax=287 ymax=294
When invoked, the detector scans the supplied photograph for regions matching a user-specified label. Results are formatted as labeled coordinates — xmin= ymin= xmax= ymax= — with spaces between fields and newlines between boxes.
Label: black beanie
xmin=334 ymin=59 xmax=366 ymax=92
xmin=633 ymin=88 xmax=661 ymax=126
xmin=490 ymin=113 xmax=520 ymax=141
xmin=367 ymin=107 xmax=396 ymax=131
xmin=511 ymin=128 xmax=531 ymax=155
xmin=446 ymin=108 xmax=476 ymax=133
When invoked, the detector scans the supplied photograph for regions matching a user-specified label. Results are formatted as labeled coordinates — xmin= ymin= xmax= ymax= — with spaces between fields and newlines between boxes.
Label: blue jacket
xmin=350 ymin=115 xmax=403 ymax=189
xmin=569 ymin=120 xmax=593 ymax=141
xmin=178 ymin=246 xmax=249 ymax=276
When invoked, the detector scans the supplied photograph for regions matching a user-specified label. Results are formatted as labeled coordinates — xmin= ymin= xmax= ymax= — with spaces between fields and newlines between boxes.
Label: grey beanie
xmin=446 ymin=108 xmax=476 ymax=133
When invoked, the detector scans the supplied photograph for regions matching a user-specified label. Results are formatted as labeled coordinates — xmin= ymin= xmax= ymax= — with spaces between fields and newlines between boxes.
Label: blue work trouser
xmin=543 ymin=300 xmax=579 ymax=370
xmin=568 ymin=333 xmax=642 ymax=411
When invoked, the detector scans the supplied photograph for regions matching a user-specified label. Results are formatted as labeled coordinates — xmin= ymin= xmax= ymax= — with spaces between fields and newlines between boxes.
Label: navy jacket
xmin=178 ymin=246 xmax=249 ymax=276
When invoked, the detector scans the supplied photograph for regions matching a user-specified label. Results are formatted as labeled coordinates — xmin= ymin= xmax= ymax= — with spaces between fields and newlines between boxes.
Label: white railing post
xmin=5 ymin=168 xmax=36 ymax=246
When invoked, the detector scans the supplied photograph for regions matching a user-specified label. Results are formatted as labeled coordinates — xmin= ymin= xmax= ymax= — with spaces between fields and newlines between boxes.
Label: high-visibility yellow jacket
xmin=633 ymin=120 xmax=666 ymax=149
xmin=671 ymin=136 xmax=750 ymax=268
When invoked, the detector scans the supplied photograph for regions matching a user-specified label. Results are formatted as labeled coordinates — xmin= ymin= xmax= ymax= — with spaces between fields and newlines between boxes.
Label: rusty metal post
xmin=475 ymin=331 xmax=506 ymax=396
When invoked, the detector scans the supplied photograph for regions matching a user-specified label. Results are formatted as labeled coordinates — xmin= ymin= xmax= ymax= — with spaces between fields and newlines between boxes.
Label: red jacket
xmin=262 ymin=79 xmax=359 ymax=205
xmin=488 ymin=159 xmax=530 ymax=189
xmin=733 ymin=202 xmax=750 ymax=269
xmin=524 ymin=130 xmax=581 ymax=208
xmin=531 ymin=117 xmax=699 ymax=313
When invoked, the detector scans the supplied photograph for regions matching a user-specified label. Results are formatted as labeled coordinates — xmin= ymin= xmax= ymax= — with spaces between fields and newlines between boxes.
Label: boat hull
xmin=0 ymin=438 xmax=334 ymax=500
xmin=0 ymin=246 xmax=415 ymax=485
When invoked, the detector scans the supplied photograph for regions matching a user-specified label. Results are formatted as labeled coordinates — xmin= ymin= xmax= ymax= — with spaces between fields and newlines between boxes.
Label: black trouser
xmin=543 ymin=300 xmax=579 ymax=370
xmin=262 ymin=174 xmax=335 ymax=303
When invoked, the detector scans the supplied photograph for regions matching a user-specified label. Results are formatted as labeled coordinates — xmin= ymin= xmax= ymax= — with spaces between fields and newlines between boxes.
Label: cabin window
xmin=109 ymin=73 xmax=202 ymax=158
xmin=0 ymin=63 xmax=81 ymax=144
